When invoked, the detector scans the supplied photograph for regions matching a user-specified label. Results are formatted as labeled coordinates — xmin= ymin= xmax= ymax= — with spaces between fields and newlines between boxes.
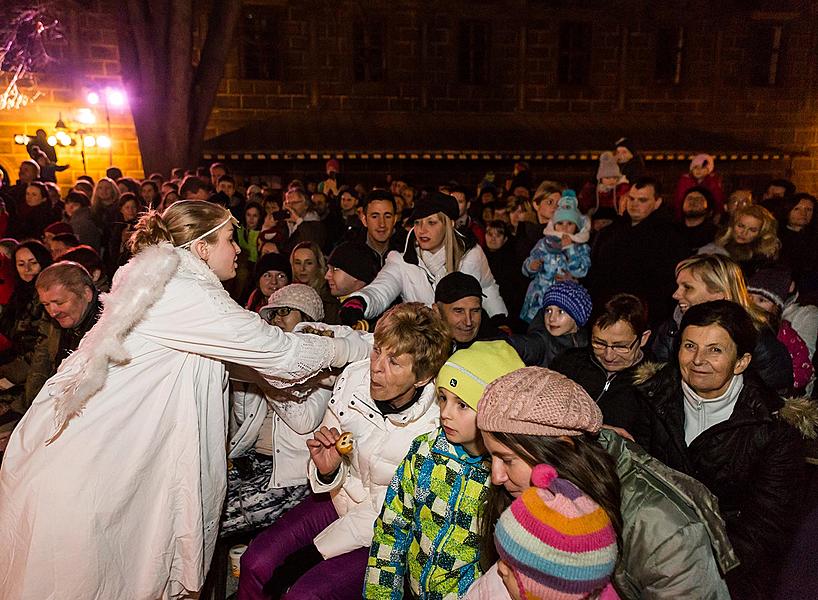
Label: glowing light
xmin=97 ymin=135 xmax=111 ymax=148
xmin=83 ymin=135 xmax=96 ymax=147
xmin=105 ymin=88 xmax=126 ymax=107
xmin=76 ymin=108 xmax=96 ymax=124
xmin=13 ymin=134 xmax=30 ymax=145
xmin=87 ymin=91 xmax=100 ymax=105
xmin=47 ymin=135 xmax=57 ymax=146
xmin=55 ymin=131 xmax=72 ymax=146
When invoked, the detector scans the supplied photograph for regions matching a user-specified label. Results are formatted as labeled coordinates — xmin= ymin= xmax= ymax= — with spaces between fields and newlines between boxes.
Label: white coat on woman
xmin=0 ymin=244 xmax=365 ymax=600
xmin=352 ymin=233 xmax=507 ymax=319
xmin=307 ymin=359 xmax=440 ymax=559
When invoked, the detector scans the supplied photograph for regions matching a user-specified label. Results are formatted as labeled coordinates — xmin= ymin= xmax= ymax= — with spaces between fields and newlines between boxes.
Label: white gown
xmin=0 ymin=245 xmax=341 ymax=600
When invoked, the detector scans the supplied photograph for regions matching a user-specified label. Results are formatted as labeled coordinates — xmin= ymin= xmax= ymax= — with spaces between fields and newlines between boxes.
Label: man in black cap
xmin=433 ymin=272 xmax=502 ymax=351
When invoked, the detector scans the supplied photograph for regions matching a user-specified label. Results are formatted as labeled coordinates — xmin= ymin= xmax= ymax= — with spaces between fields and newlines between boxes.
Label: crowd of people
xmin=0 ymin=137 xmax=817 ymax=600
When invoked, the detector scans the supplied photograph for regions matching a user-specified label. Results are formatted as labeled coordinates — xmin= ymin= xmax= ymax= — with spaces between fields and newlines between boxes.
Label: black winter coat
xmin=634 ymin=364 xmax=809 ymax=599
xmin=586 ymin=206 xmax=688 ymax=327
xmin=650 ymin=314 xmax=794 ymax=393
xmin=506 ymin=307 xmax=588 ymax=368
xmin=550 ymin=347 xmax=647 ymax=437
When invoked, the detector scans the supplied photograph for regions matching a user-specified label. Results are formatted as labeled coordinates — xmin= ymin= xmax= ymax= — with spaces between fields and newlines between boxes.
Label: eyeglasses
xmin=270 ymin=307 xmax=295 ymax=317
xmin=590 ymin=336 xmax=639 ymax=355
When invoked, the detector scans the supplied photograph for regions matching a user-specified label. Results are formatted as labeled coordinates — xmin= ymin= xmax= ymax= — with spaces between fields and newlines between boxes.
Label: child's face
xmin=437 ymin=388 xmax=482 ymax=456
xmin=691 ymin=163 xmax=709 ymax=180
xmin=485 ymin=227 xmax=507 ymax=251
xmin=544 ymin=305 xmax=579 ymax=336
xmin=553 ymin=220 xmax=577 ymax=234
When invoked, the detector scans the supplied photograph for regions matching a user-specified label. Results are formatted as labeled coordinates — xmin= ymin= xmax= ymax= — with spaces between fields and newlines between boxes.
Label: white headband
xmin=177 ymin=215 xmax=233 ymax=249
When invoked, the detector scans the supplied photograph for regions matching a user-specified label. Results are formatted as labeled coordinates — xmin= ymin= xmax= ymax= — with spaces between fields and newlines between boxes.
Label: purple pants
xmin=237 ymin=493 xmax=369 ymax=600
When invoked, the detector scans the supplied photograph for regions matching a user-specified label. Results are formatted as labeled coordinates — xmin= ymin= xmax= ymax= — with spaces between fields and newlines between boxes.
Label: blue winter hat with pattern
xmin=552 ymin=190 xmax=583 ymax=230
xmin=542 ymin=281 xmax=593 ymax=326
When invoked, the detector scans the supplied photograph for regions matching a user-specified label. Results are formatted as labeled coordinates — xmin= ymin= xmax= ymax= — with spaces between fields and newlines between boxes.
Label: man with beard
xmin=677 ymin=185 xmax=718 ymax=254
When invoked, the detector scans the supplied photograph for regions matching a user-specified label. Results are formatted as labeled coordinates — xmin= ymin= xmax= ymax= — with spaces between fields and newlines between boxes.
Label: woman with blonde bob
xmin=339 ymin=191 xmax=506 ymax=324
xmin=0 ymin=200 xmax=368 ymax=600
xmin=650 ymin=253 xmax=793 ymax=392
xmin=699 ymin=204 xmax=781 ymax=274
xmin=290 ymin=240 xmax=339 ymax=324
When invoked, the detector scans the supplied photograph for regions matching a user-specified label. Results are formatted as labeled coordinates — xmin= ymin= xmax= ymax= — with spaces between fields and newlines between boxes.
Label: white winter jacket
xmin=228 ymin=323 xmax=375 ymax=489
xmin=0 ymin=245 xmax=364 ymax=600
xmin=308 ymin=359 xmax=440 ymax=559
xmin=352 ymin=239 xmax=507 ymax=318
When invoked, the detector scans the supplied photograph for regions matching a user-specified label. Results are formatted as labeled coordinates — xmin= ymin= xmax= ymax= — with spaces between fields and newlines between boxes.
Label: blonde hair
xmin=91 ymin=177 xmax=121 ymax=213
xmin=129 ymin=200 xmax=235 ymax=254
xmin=715 ymin=204 xmax=780 ymax=261
xmin=373 ymin=302 xmax=452 ymax=381
xmin=439 ymin=213 xmax=466 ymax=273
xmin=290 ymin=241 xmax=328 ymax=290
xmin=675 ymin=254 xmax=768 ymax=326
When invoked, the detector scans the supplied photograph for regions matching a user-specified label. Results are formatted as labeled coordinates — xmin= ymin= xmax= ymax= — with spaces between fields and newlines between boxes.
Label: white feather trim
xmin=48 ymin=243 xmax=181 ymax=441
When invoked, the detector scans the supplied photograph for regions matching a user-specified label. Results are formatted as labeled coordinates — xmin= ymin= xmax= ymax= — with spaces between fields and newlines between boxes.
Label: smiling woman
xmin=635 ymin=300 xmax=813 ymax=599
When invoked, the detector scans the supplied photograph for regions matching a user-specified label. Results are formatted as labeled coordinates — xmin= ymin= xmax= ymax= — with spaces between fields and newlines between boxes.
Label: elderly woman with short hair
xmin=239 ymin=302 xmax=451 ymax=600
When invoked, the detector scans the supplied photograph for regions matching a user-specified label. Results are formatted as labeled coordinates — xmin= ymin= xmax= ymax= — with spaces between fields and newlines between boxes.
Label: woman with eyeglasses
xmin=224 ymin=283 xmax=342 ymax=536
xmin=551 ymin=293 xmax=652 ymax=438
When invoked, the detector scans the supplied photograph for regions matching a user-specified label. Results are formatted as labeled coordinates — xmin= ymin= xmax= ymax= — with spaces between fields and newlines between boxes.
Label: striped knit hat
xmin=494 ymin=464 xmax=619 ymax=600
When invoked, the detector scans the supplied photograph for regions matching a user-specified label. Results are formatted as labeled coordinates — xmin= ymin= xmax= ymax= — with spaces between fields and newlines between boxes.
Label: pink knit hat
xmin=477 ymin=367 xmax=602 ymax=437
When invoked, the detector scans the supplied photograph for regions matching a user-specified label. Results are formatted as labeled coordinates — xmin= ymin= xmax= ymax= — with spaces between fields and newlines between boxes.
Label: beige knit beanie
xmin=477 ymin=367 xmax=602 ymax=437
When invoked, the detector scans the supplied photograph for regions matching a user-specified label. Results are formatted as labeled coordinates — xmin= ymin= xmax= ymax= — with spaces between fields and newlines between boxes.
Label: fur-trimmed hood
xmin=47 ymin=243 xmax=192 ymax=441
xmin=632 ymin=360 xmax=818 ymax=439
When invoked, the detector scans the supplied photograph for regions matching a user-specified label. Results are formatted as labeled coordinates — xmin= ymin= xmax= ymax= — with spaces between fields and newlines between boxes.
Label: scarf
xmin=419 ymin=245 xmax=448 ymax=283
xmin=682 ymin=374 xmax=744 ymax=446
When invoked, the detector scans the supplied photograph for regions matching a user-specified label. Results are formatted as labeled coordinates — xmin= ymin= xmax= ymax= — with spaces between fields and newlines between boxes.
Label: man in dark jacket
xmin=26 ymin=262 xmax=101 ymax=402
xmin=634 ymin=301 xmax=811 ymax=600
xmin=586 ymin=177 xmax=688 ymax=327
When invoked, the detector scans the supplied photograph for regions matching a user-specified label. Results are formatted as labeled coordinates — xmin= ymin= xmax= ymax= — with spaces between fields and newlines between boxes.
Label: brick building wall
xmin=1 ymin=1 xmax=815 ymax=193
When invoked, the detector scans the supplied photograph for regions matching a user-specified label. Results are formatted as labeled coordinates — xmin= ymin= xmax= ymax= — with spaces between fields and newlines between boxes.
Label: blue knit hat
xmin=552 ymin=190 xmax=583 ymax=229
xmin=542 ymin=281 xmax=593 ymax=326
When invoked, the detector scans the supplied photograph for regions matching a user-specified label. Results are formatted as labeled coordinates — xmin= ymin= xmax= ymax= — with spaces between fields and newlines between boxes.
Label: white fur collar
xmin=48 ymin=243 xmax=188 ymax=441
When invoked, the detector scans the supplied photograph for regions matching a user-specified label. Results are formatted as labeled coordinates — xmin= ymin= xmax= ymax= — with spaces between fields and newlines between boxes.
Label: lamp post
xmin=87 ymin=87 xmax=126 ymax=166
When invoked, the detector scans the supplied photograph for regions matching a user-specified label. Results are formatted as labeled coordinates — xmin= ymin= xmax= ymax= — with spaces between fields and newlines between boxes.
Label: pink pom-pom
xmin=531 ymin=464 xmax=558 ymax=488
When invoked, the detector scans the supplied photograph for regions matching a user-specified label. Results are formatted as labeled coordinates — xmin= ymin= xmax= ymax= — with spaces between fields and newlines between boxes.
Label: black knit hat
xmin=747 ymin=267 xmax=792 ymax=309
xmin=410 ymin=191 xmax=459 ymax=221
xmin=328 ymin=242 xmax=380 ymax=284
xmin=255 ymin=252 xmax=291 ymax=282
xmin=435 ymin=272 xmax=485 ymax=304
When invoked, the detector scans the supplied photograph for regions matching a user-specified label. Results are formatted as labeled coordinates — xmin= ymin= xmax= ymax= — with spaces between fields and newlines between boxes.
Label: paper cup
xmin=229 ymin=544 xmax=248 ymax=578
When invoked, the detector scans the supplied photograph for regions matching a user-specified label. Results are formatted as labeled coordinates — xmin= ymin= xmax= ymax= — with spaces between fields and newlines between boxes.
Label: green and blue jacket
xmin=364 ymin=428 xmax=490 ymax=600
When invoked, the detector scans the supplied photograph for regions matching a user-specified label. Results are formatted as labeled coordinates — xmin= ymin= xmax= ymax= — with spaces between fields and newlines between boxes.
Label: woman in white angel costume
xmin=0 ymin=200 xmax=367 ymax=600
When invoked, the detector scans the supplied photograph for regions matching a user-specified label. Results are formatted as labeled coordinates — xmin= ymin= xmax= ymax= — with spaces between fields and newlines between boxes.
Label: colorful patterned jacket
xmin=364 ymin=428 xmax=490 ymax=600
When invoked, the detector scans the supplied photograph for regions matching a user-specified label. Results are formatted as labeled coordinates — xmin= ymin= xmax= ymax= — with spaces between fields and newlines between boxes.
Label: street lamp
xmin=86 ymin=86 xmax=126 ymax=166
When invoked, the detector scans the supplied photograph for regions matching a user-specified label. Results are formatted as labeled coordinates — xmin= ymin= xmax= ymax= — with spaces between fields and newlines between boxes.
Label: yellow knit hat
xmin=436 ymin=341 xmax=525 ymax=411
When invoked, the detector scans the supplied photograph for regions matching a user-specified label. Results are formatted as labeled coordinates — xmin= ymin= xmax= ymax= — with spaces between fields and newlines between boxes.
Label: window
xmin=558 ymin=22 xmax=592 ymax=85
xmin=353 ymin=19 xmax=386 ymax=82
xmin=239 ymin=6 xmax=282 ymax=81
xmin=655 ymin=27 xmax=685 ymax=84
xmin=749 ymin=24 xmax=784 ymax=86
xmin=457 ymin=20 xmax=490 ymax=85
